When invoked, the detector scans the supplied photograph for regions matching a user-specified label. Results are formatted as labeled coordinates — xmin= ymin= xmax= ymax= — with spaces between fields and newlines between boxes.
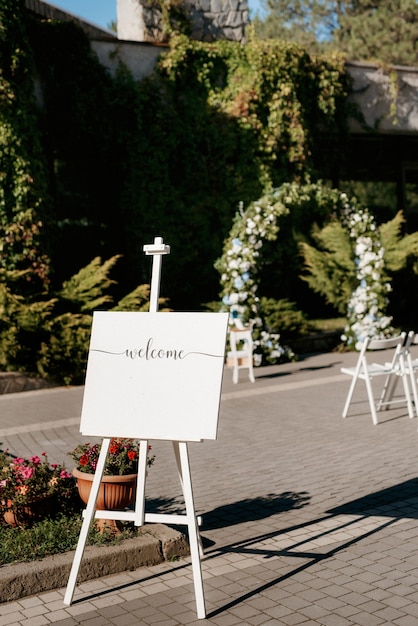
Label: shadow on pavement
xmin=206 ymin=508 xmax=400 ymax=618
xmin=206 ymin=479 xmax=418 ymax=617
xmin=201 ymin=491 xmax=311 ymax=530
xmin=75 ymin=482 xmax=416 ymax=616
xmin=328 ymin=477 xmax=418 ymax=518
xmin=256 ymin=359 xmax=345 ymax=380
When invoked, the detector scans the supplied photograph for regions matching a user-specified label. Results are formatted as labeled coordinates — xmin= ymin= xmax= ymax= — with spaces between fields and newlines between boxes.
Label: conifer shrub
xmin=260 ymin=298 xmax=311 ymax=339
xmin=0 ymin=257 xmax=169 ymax=385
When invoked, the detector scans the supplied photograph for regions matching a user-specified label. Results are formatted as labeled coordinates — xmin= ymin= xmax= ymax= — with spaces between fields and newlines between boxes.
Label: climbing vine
xmin=143 ymin=0 xmax=191 ymax=41
xmin=159 ymin=34 xmax=350 ymax=191
xmin=1 ymin=1 xmax=351 ymax=312
xmin=0 ymin=0 xmax=52 ymax=292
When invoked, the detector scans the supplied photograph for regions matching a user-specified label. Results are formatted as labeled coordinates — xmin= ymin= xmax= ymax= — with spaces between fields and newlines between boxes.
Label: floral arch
xmin=216 ymin=181 xmax=393 ymax=363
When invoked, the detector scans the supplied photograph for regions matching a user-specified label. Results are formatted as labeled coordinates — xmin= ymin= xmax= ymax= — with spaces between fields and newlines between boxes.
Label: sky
xmin=49 ymin=0 xmax=263 ymax=32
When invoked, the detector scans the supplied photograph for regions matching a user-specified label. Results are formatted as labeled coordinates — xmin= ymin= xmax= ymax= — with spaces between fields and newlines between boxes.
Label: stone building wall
xmin=117 ymin=0 xmax=249 ymax=44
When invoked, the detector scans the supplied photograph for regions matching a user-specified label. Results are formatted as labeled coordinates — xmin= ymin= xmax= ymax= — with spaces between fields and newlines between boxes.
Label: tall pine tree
xmin=253 ymin=0 xmax=418 ymax=66
xmin=335 ymin=0 xmax=418 ymax=65
xmin=252 ymin=0 xmax=339 ymax=52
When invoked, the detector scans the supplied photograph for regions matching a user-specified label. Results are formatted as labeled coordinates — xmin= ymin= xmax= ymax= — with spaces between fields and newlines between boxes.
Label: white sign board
xmin=80 ymin=311 xmax=229 ymax=441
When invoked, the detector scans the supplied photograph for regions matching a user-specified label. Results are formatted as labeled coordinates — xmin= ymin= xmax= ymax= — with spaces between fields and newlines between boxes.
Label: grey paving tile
xmin=374 ymin=606 xmax=408 ymax=622
xmin=393 ymin=617 xmax=418 ymax=626
xmin=316 ymin=615 xmax=356 ymax=626
xmin=4 ymin=350 xmax=418 ymax=624
xmin=347 ymin=612 xmax=385 ymax=626
xmin=209 ymin=615 xmax=242 ymax=626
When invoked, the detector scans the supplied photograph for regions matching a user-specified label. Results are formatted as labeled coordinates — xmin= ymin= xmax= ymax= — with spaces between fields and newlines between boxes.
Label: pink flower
xmin=1 ymin=451 xmax=75 ymax=510
xmin=19 ymin=467 xmax=35 ymax=480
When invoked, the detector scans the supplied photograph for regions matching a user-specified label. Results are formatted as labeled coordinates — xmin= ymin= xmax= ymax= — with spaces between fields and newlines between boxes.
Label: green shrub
xmin=0 ymin=256 xmax=168 ymax=385
xmin=37 ymin=313 xmax=92 ymax=385
xmin=0 ymin=513 xmax=140 ymax=565
xmin=260 ymin=297 xmax=311 ymax=339
xmin=0 ymin=447 xmax=142 ymax=565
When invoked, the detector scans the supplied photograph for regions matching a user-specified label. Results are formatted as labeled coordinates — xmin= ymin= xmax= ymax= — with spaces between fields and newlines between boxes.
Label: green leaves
xmin=217 ymin=181 xmax=344 ymax=362
xmin=380 ymin=211 xmax=418 ymax=272
xmin=59 ymin=255 xmax=121 ymax=313
xmin=0 ymin=256 xmax=162 ymax=384
xmin=300 ymin=221 xmax=355 ymax=314
xmin=0 ymin=0 xmax=52 ymax=291
xmin=254 ymin=0 xmax=418 ymax=67
xmin=159 ymin=36 xmax=349 ymax=191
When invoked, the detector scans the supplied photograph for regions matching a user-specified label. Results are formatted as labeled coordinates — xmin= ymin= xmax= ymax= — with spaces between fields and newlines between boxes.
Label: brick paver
xmin=1 ymin=347 xmax=418 ymax=624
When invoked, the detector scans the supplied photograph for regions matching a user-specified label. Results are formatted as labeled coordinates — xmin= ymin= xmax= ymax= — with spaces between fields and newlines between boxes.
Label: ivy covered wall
xmin=0 ymin=0 xmax=52 ymax=293
xmin=1 ymin=0 xmax=350 ymax=310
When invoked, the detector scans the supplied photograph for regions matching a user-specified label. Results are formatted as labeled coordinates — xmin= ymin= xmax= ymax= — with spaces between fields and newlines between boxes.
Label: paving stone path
xmin=1 ymin=348 xmax=418 ymax=625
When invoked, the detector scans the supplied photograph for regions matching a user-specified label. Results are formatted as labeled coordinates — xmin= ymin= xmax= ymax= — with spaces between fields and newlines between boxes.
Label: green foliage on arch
xmin=216 ymin=181 xmax=347 ymax=362
xmin=301 ymin=207 xmax=418 ymax=348
xmin=218 ymin=180 xmax=418 ymax=358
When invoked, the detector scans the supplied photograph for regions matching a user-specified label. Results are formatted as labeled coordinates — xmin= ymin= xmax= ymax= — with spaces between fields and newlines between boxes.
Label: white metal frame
xmin=341 ymin=333 xmax=413 ymax=425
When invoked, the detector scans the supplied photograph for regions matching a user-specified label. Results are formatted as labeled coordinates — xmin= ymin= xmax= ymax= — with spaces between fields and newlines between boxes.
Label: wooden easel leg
xmin=173 ymin=441 xmax=206 ymax=619
xmin=63 ymin=438 xmax=111 ymax=606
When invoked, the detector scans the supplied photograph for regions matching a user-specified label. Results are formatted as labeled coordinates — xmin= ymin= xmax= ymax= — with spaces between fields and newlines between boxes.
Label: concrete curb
xmin=0 ymin=372 xmax=57 ymax=395
xmin=0 ymin=376 xmax=190 ymax=604
xmin=0 ymin=523 xmax=189 ymax=603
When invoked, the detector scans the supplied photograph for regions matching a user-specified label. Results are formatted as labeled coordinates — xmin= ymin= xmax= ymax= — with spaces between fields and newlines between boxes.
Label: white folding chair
xmin=228 ymin=327 xmax=255 ymax=384
xmin=402 ymin=331 xmax=418 ymax=417
xmin=341 ymin=333 xmax=414 ymax=425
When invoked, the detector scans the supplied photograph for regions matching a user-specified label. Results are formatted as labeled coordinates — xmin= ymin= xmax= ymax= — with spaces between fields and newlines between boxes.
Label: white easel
xmin=64 ymin=237 xmax=209 ymax=619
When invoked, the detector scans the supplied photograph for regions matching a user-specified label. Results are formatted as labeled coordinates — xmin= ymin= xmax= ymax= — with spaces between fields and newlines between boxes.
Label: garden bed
xmin=0 ymin=522 xmax=189 ymax=603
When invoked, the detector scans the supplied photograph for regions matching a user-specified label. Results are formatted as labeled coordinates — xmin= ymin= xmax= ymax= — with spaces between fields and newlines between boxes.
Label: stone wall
xmin=117 ymin=0 xmax=249 ymax=44
xmin=346 ymin=61 xmax=418 ymax=134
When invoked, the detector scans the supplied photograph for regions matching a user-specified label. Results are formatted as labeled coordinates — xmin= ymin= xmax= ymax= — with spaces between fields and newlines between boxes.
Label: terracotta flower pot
xmin=72 ymin=467 xmax=138 ymax=534
xmin=72 ymin=467 xmax=137 ymax=509
xmin=3 ymin=496 xmax=53 ymax=528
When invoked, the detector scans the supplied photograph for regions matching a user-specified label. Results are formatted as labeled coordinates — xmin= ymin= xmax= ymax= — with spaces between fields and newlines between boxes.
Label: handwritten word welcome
xmin=126 ymin=338 xmax=185 ymax=360
xmin=91 ymin=338 xmax=222 ymax=360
